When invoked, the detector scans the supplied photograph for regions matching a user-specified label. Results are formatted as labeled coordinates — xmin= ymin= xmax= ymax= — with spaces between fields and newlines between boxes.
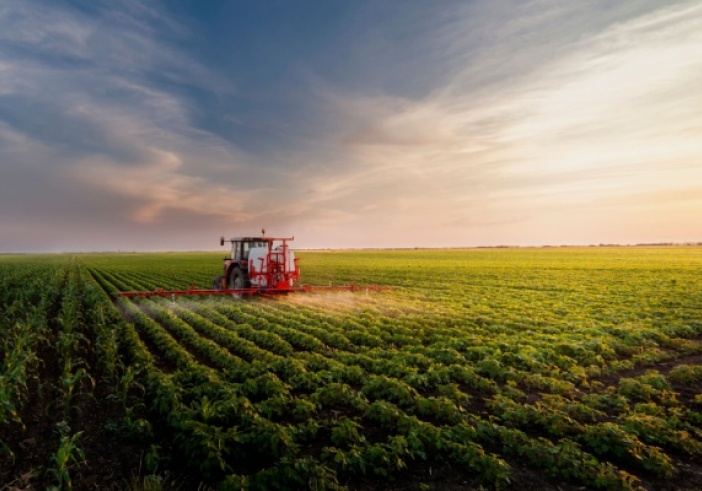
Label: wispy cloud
xmin=0 ymin=2 xmax=229 ymax=249
xmin=73 ymin=149 xmax=248 ymax=223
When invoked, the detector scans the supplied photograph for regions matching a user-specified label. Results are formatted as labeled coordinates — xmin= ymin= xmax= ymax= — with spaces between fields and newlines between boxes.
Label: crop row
xmin=1 ymin=256 xmax=134 ymax=489
xmin=105 ymin=302 xmax=698 ymax=490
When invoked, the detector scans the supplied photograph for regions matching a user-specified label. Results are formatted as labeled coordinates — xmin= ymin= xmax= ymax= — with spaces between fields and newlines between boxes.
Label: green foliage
xmin=667 ymin=364 xmax=702 ymax=384
xmin=3 ymin=247 xmax=702 ymax=490
xmin=45 ymin=422 xmax=86 ymax=490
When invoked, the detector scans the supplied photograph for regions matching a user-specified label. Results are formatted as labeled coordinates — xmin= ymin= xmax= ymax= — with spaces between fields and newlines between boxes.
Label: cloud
xmin=316 ymin=1 xmax=702 ymax=226
xmin=73 ymin=148 xmax=254 ymax=223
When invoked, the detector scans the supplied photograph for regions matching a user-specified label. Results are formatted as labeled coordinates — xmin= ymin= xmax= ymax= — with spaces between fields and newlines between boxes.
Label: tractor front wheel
xmin=212 ymin=276 xmax=223 ymax=290
xmin=229 ymin=269 xmax=249 ymax=297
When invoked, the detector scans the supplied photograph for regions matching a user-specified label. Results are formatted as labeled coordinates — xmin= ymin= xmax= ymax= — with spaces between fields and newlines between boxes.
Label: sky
xmin=1 ymin=0 xmax=701 ymax=252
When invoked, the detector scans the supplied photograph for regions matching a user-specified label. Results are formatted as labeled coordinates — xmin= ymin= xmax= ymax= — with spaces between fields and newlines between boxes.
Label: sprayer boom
xmin=117 ymin=284 xmax=392 ymax=299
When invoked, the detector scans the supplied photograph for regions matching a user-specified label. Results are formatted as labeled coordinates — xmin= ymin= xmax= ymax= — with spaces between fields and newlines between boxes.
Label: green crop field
xmin=2 ymin=248 xmax=702 ymax=490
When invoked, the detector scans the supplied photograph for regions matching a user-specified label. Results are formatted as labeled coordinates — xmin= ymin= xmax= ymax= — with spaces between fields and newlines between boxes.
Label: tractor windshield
xmin=242 ymin=241 xmax=267 ymax=260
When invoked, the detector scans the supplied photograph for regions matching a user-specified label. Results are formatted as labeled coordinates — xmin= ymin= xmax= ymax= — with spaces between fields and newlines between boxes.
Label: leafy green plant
xmin=667 ymin=364 xmax=702 ymax=384
xmin=45 ymin=423 xmax=85 ymax=490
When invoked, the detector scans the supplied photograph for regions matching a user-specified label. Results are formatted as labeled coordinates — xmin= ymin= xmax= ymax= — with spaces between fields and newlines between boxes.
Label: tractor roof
xmin=228 ymin=237 xmax=268 ymax=242
xmin=227 ymin=237 xmax=294 ymax=242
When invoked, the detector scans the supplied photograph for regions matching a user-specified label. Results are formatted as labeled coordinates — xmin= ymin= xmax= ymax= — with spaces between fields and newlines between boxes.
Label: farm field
xmin=1 ymin=247 xmax=702 ymax=490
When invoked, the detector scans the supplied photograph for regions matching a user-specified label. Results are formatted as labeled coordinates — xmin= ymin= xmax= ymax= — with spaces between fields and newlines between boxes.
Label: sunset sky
xmin=1 ymin=0 xmax=701 ymax=252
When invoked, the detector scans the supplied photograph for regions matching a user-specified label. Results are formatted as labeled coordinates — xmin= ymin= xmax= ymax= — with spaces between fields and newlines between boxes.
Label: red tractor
xmin=213 ymin=235 xmax=299 ymax=292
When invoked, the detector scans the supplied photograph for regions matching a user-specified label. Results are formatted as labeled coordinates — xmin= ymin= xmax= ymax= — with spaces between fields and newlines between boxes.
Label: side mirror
xmin=220 ymin=236 xmax=225 ymax=247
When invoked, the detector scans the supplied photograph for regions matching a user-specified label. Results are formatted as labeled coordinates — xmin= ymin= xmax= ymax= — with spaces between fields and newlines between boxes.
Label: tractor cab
xmin=226 ymin=238 xmax=268 ymax=262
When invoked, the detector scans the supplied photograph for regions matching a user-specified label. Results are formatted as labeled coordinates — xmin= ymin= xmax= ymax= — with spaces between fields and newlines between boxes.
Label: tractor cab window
xmin=232 ymin=242 xmax=242 ymax=261
xmin=242 ymin=242 xmax=252 ymax=260
xmin=241 ymin=241 xmax=267 ymax=261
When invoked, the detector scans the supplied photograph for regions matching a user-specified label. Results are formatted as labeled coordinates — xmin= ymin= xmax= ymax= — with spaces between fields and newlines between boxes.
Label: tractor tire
xmin=229 ymin=269 xmax=250 ymax=297
xmin=212 ymin=276 xmax=223 ymax=290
